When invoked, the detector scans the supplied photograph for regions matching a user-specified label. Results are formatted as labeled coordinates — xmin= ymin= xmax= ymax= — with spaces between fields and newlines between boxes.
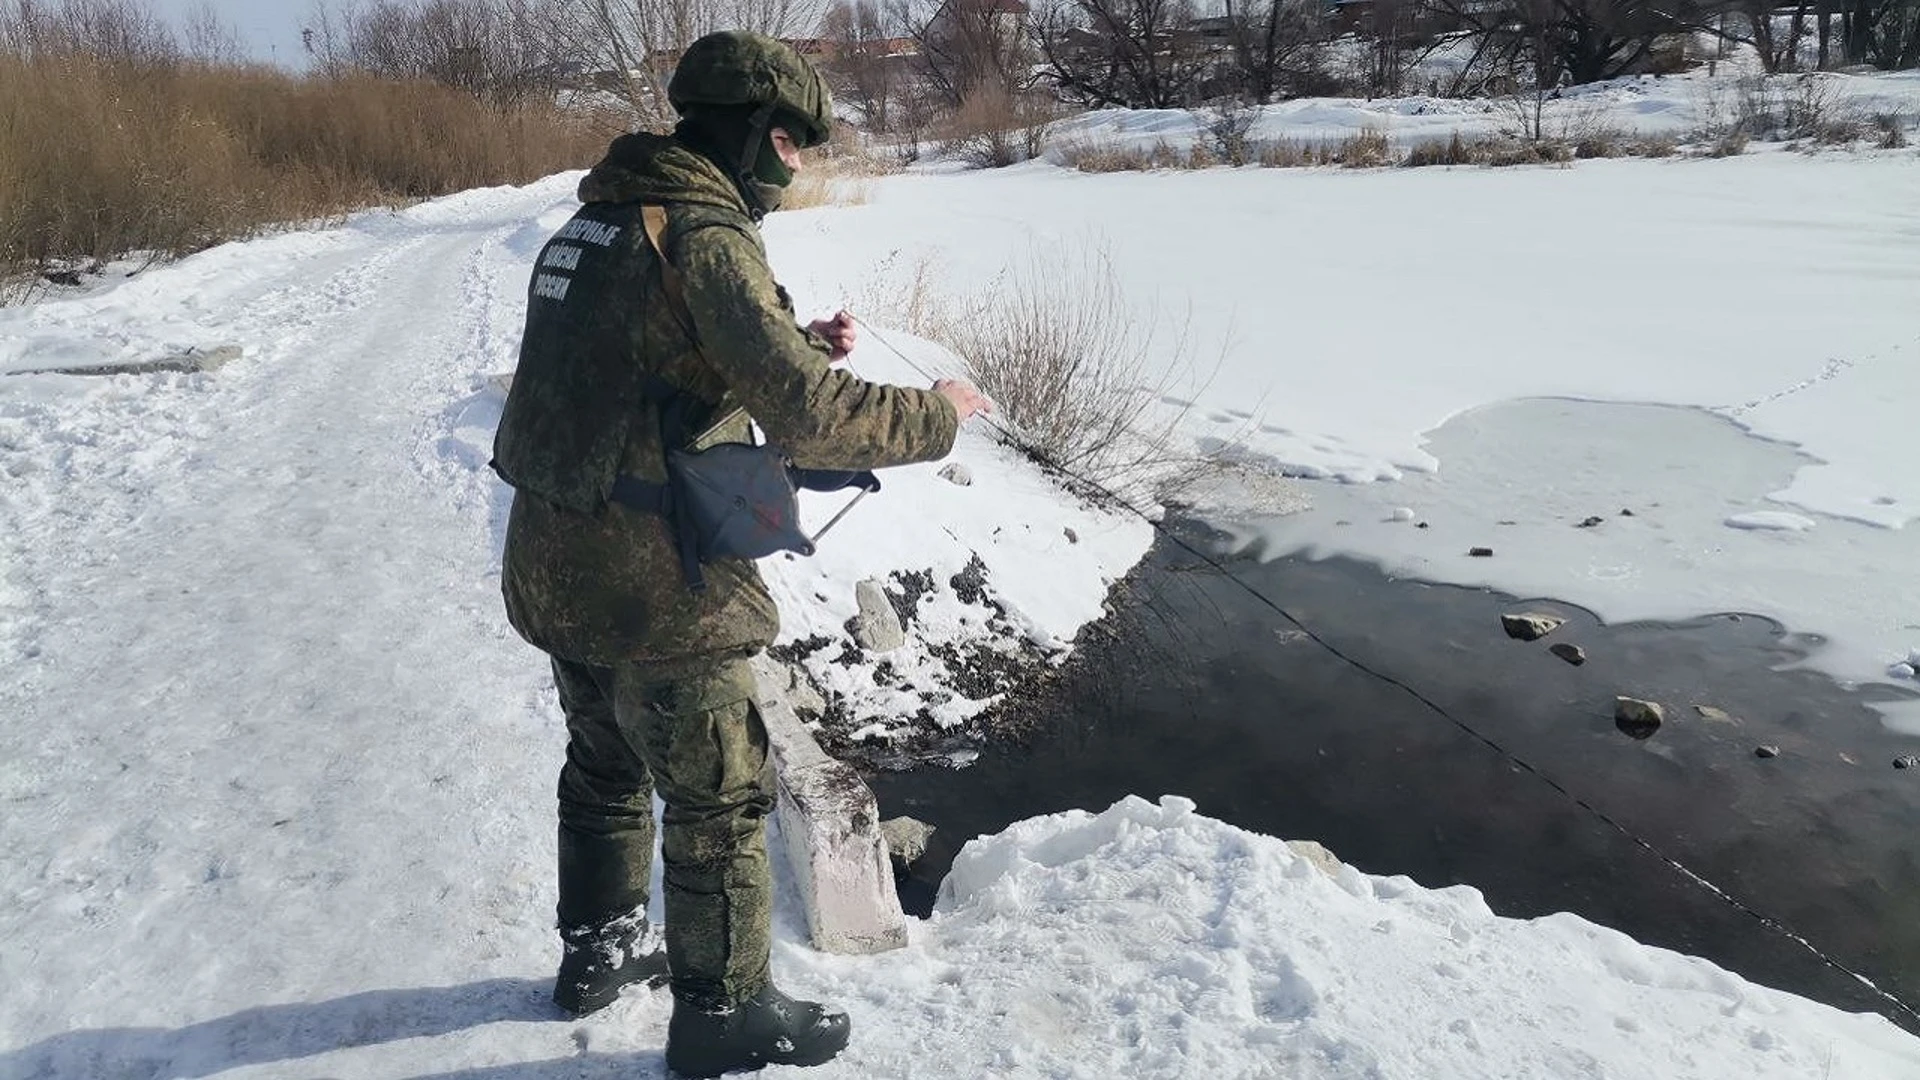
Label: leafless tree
xmin=1034 ymin=0 xmax=1214 ymax=108
xmin=1838 ymin=0 xmax=1920 ymax=68
xmin=181 ymin=0 xmax=243 ymax=63
xmin=823 ymin=0 xmax=900 ymax=130
xmin=0 ymin=0 xmax=179 ymax=64
xmin=315 ymin=0 xmax=565 ymax=107
xmin=530 ymin=0 xmax=830 ymax=129
xmin=1218 ymin=0 xmax=1326 ymax=101
xmin=1425 ymin=0 xmax=1693 ymax=90
xmin=898 ymin=0 xmax=1039 ymax=107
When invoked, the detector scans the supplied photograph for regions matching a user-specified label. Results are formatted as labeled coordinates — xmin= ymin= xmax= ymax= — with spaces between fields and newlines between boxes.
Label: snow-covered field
xmin=5 ymin=74 xmax=1920 ymax=1078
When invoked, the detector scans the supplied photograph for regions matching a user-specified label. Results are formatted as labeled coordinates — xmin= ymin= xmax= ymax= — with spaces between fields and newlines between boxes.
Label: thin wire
xmin=847 ymin=311 xmax=1920 ymax=1027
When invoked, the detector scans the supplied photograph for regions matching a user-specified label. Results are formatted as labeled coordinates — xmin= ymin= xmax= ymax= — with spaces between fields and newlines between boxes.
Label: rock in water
xmin=1614 ymin=697 xmax=1665 ymax=739
xmin=879 ymin=817 xmax=936 ymax=867
xmin=1693 ymin=704 xmax=1736 ymax=724
xmin=937 ymin=463 xmax=973 ymax=486
xmin=1548 ymin=642 xmax=1586 ymax=665
xmin=852 ymin=579 xmax=907 ymax=653
xmin=1501 ymin=612 xmax=1567 ymax=641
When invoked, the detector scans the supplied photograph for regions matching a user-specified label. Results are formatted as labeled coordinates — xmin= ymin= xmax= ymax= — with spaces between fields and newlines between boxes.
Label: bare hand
xmin=933 ymin=378 xmax=993 ymax=422
xmin=808 ymin=310 xmax=857 ymax=362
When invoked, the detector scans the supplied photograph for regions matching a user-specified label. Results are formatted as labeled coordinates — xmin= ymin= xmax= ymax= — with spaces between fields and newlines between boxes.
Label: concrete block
xmin=753 ymin=657 xmax=908 ymax=955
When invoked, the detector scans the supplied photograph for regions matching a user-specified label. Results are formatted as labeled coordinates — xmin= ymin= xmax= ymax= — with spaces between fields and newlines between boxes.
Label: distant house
xmin=784 ymin=38 xmax=837 ymax=61
xmin=927 ymin=0 xmax=1032 ymax=44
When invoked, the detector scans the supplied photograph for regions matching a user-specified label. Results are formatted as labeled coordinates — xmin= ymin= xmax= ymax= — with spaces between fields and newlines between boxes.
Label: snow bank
xmin=1048 ymin=69 xmax=1920 ymax=154
xmin=784 ymin=796 xmax=1920 ymax=1079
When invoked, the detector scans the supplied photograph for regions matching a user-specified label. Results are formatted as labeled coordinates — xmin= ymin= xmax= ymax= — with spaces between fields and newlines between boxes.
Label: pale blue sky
xmin=150 ymin=0 xmax=314 ymax=67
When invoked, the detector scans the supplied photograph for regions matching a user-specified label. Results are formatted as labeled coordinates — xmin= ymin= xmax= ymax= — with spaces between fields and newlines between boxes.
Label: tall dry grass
xmin=0 ymin=51 xmax=602 ymax=282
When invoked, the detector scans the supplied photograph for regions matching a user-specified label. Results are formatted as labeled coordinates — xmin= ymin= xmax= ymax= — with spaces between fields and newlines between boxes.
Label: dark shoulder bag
xmin=607 ymin=206 xmax=878 ymax=592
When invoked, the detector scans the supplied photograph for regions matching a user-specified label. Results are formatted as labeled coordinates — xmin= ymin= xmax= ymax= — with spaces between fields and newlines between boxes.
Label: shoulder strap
xmin=638 ymin=204 xmax=753 ymax=451
xmin=640 ymin=205 xmax=698 ymax=342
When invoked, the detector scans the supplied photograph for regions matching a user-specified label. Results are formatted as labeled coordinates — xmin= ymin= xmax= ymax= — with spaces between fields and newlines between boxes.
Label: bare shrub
xmin=1205 ymin=97 xmax=1260 ymax=166
xmin=1329 ymin=128 xmax=1391 ymax=167
xmin=852 ymin=248 xmax=944 ymax=339
xmin=782 ymin=132 xmax=894 ymax=209
xmin=1404 ymin=128 xmax=1680 ymax=169
xmin=1874 ymin=114 xmax=1910 ymax=150
xmin=1255 ymin=139 xmax=1311 ymax=167
xmin=1053 ymin=138 xmax=1149 ymax=172
xmin=1696 ymin=74 xmax=1869 ymax=145
xmin=1572 ymin=129 xmax=1625 ymax=158
xmin=782 ymin=172 xmax=870 ymax=209
xmin=940 ymin=87 xmax=1062 ymax=169
xmin=1702 ymin=131 xmax=1750 ymax=158
xmin=1052 ymin=136 xmax=1195 ymax=172
xmin=930 ymin=243 xmax=1225 ymax=493
xmin=1487 ymin=138 xmax=1573 ymax=166
xmin=1404 ymin=132 xmax=1476 ymax=167
xmin=1634 ymin=133 xmax=1679 ymax=157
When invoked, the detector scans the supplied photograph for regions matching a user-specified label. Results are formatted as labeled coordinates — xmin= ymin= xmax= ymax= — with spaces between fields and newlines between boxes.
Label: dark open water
xmin=865 ymin=521 xmax=1920 ymax=1032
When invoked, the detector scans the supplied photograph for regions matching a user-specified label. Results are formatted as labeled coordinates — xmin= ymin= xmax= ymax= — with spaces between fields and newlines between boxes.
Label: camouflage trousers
xmin=550 ymin=654 xmax=775 ymax=1008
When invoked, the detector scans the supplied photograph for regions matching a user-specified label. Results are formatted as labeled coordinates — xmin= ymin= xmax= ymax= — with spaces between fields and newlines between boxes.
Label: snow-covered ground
xmin=6 ymin=72 xmax=1920 ymax=1078
xmin=1051 ymin=68 xmax=1920 ymax=154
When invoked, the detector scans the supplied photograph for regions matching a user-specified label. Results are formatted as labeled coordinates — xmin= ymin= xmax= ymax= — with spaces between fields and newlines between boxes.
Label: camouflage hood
xmin=577 ymin=132 xmax=750 ymax=215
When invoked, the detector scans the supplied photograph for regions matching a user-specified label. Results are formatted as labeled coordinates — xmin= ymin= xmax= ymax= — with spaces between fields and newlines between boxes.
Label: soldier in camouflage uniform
xmin=489 ymin=29 xmax=989 ymax=1078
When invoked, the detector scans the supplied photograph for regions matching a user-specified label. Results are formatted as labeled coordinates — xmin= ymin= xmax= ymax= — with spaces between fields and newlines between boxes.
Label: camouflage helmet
xmin=668 ymin=31 xmax=833 ymax=148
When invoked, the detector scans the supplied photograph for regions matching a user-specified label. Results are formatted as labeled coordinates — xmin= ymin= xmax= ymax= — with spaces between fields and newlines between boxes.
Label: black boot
xmin=552 ymin=910 xmax=670 ymax=1017
xmin=665 ymin=983 xmax=852 ymax=1077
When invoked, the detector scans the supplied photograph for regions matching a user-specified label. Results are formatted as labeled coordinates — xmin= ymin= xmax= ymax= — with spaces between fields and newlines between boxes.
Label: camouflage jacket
xmin=492 ymin=133 xmax=959 ymax=666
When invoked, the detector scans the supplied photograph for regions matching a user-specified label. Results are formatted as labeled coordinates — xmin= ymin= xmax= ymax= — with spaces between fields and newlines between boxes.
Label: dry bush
xmin=1256 ymin=139 xmax=1311 ymax=167
xmin=1404 ymin=132 xmax=1475 ymax=167
xmin=938 ymin=88 xmax=1060 ymax=169
xmin=1572 ymin=128 xmax=1627 ymax=158
xmin=1634 ymin=134 xmax=1679 ymax=157
xmin=782 ymin=129 xmax=895 ymax=209
xmin=1325 ymin=128 xmax=1391 ymax=167
xmin=1401 ymin=130 xmax=1684 ymax=169
xmin=1694 ymin=74 xmax=1870 ymax=147
xmin=782 ymin=172 xmax=870 ymax=210
xmin=0 ymin=49 xmax=600 ymax=279
xmin=1700 ymin=131 xmax=1750 ymax=158
xmin=1204 ymin=97 xmax=1260 ymax=166
xmin=1874 ymin=114 xmax=1910 ymax=150
xmin=928 ymin=243 xmax=1224 ymax=493
xmin=1485 ymin=139 xmax=1573 ymax=166
xmin=1053 ymin=138 xmax=1190 ymax=173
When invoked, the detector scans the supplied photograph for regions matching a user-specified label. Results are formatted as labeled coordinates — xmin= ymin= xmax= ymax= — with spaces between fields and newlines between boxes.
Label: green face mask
xmin=746 ymin=134 xmax=792 ymax=213
xmin=675 ymin=106 xmax=797 ymax=217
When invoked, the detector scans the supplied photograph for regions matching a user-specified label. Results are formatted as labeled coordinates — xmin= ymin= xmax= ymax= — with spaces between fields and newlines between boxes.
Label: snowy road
xmin=0 ymin=183 xmax=576 ymax=1064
